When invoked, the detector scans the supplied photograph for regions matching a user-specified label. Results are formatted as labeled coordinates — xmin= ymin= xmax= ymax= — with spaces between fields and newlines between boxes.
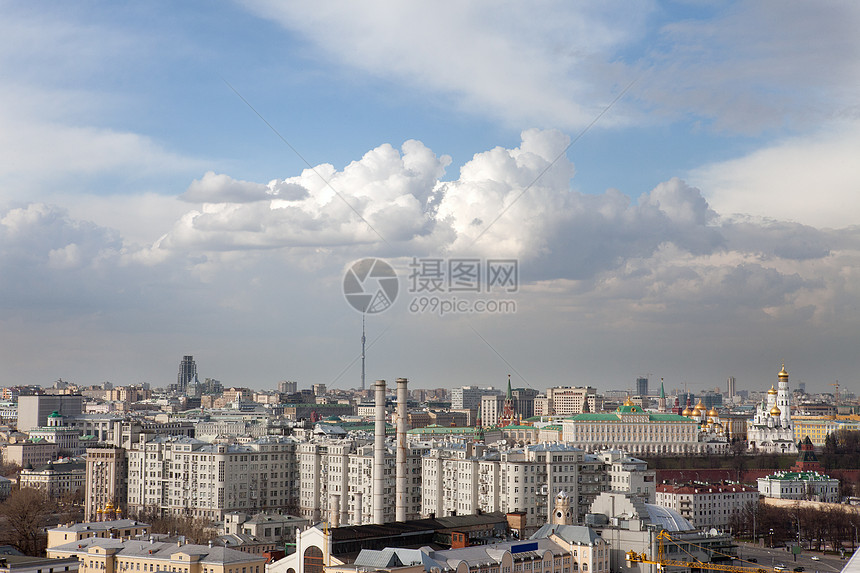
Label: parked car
xmin=810 ymin=557 xmax=820 ymax=561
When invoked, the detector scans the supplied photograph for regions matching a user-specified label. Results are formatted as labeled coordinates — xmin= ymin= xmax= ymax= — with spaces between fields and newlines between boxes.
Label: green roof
xmin=568 ymin=412 xmax=696 ymax=422
xmin=407 ymin=426 xmax=481 ymax=435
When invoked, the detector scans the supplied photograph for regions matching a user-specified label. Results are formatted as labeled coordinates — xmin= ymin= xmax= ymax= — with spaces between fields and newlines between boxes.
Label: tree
xmin=0 ymin=487 xmax=56 ymax=555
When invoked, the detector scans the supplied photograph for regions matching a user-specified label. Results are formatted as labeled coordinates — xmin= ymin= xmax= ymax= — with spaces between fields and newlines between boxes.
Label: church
xmin=747 ymin=364 xmax=797 ymax=453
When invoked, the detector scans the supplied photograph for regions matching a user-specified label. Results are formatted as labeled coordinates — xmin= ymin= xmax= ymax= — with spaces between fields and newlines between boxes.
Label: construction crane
xmin=625 ymin=531 xmax=772 ymax=573
xmin=831 ymin=382 xmax=840 ymax=404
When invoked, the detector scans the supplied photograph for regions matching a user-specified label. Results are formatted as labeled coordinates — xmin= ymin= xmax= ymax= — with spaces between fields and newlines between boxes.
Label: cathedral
xmin=747 ymin=364 xmax=797 ymax=453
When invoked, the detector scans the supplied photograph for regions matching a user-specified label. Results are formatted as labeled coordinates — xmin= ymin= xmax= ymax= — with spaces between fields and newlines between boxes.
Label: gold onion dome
xmin=707 ymin=407 xmax=719 ymax=417
xmin=778 ymin=364 xmax=789 ymax=378
xmin=623 ymin=396 xmax=634 ymax=406
xmin=682 ymin=407 xmax=692 ymax=416
xmin=770 ymin=405 xmax=781 ymax=415
xmin=768 ymin=385 xmax=778 ymax=395
xmin=694 ymin=401 xmax=706 ymax=412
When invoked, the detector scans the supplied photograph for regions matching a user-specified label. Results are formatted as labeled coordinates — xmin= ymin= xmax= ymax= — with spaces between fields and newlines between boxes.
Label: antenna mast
xmin=361 ymin=314 xmax=366 ymax=392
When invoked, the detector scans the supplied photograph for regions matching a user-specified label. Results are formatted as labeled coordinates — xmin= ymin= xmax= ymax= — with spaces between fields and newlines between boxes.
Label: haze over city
xmin=2 ymin=3 xmax=860 ymax=393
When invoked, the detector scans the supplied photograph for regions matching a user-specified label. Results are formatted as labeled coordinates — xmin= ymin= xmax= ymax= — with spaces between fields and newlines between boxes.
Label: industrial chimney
xmin=395 ymin=377 xmax=408 ymax=522
xmin=373 ymin=379 xmax=386 ymax=524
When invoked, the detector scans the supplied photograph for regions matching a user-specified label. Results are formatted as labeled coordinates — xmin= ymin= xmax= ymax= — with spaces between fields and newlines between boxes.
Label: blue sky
xmin=2 ymin=1 xmax=860 ymax=395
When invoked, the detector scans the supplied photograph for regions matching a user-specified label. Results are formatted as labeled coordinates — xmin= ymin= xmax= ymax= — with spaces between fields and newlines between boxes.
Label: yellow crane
xmin=625 ymin=531 xmax=772 ymax=573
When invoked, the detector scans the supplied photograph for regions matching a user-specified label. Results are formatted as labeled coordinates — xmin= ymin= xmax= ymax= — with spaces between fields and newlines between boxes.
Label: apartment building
xmin=126 ymin=435 xmax=298 ymax=520
xmin=421 ymin=443 xmax=654 ymax=534
xmin=298 ymin=438 xmax=425 ymax=525
xmin=85 ymin=446 xmax=128 ymax=521
xmin=655 ymin=482 xmax=758 ymax=529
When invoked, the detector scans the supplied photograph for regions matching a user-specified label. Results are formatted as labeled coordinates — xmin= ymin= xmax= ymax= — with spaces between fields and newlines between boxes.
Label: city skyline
xmin=2 ymin=4 xmax=859 ymax=392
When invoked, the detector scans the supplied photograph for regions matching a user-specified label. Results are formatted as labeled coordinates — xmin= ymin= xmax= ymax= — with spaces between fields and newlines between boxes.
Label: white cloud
xmin=691 ymin=122 xmax=860 ymax=229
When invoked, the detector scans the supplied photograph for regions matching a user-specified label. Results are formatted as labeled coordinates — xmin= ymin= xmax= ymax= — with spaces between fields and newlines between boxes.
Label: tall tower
xmin=658 ymin=379 xmax=667 ymax=413
xmin=176 ymin=355 xmax=196 ymax=395
xmin=360 ymin=315 xmax=366 ymax=392
xmin=500 ymin=375 xmax=516 ymax=426
xmin=777 ymin=364 xmax=791 ymax=429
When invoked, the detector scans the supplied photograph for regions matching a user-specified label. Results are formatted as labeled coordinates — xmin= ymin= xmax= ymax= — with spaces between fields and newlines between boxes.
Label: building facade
xmin=757 ymin=471 xmax=839 ymax=503
xmin=562 ymin=401 xmax=705 ymax=455
xmin=127 ymin=435 xmax=299 ymax=520
xmin=654 ymin=482 xmax=759 ymax=530
xmin=85 ymin=446 xmax=128 ymax=522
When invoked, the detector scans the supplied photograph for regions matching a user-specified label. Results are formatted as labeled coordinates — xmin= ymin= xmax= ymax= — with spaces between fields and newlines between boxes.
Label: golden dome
xmin=778 ymin=364 xmax=789 ymax=378
xmin=707 ymin=408 xmax=719 ymax=417
xmin=682 ymin=407 xmax=692 ymax=417
xmin=106 ymin=501 xmax=114 ymax=509
xmin=767 ymin=385 xmax=778 ymax=395
xmin=770 ymin=405 xmax=781 ymax=416
xmin=694 ymin=400 xmax=705 ymax=412
xmin=623 ymin=396 xmax=633 ymax=406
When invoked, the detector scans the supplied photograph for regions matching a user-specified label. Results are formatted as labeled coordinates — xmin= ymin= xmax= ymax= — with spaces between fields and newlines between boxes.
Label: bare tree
xmin=0 ymin=487 xmax=56 ymax=555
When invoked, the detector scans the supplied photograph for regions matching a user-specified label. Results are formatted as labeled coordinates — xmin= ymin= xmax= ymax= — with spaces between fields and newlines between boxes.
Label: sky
xmin=2 ymin=1 xmax=860 ymax=395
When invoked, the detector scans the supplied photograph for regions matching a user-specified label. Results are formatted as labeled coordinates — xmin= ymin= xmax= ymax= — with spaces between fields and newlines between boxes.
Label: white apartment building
xmin=422 ymin=443 xmax=654 ymax=533
xmin=298 ymin=438 xmax=425 ymax=525
xmin=126 ymin=435 xmax=299 ymax=520
xmin=599 ymin=450 xmax=656 ymax=503
xmin=655 ymin=482 xmax=759 ymax=530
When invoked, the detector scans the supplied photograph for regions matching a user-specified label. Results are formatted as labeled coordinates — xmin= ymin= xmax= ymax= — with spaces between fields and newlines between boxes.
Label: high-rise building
xmin=85 ymin=446 xmax=127 ymax=522
xmin=726 ymin=376 xmax=736 ymax=399
xmin=176 ymin=355 xmax=197 ymax=394
xmin=278 ymin=380 xmax=298 ymax=394
xmin=636 ymin=377 xmax=648 ymax=397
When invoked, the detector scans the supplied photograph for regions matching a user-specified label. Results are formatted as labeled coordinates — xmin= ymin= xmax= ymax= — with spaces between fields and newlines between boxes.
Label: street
xmin=734 ymin=542 xmax=850 ymax=573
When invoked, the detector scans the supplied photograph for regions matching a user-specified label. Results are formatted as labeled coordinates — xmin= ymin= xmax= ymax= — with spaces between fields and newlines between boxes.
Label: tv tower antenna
xmin=361 ymin=314 xmax=366 ymax=392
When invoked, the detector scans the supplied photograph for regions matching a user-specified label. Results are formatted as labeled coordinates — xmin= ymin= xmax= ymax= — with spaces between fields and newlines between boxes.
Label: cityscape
xmin=1 ymin=358 xmax=860 ymax=573
xmin=3 ymin=4 xmax=860 ymax=573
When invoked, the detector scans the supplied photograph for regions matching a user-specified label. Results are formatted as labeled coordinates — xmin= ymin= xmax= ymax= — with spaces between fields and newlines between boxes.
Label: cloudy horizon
xmin=2 ymin=2 xmax=859 ymax=395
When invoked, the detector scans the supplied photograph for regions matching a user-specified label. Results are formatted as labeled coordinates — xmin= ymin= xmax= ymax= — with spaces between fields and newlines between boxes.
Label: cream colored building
xmin=47 ymin=537 xmax=266 ymax=573
xmin=562 ymin=401 xmax=706 ymax=455
xmin=127 ymin=435 xmax=298 ymax=520
xmin=47 ymin=519 xmax=150 ymax=549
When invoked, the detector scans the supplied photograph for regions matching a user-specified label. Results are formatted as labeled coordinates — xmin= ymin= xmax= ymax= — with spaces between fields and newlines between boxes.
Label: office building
xmin=452 ymin=386 xmax=502 ymax=411
xmin=636 ymin=377 xmax=648 ymax=397
xmin=16 ymin=394 xmax=83 ymax=432
xmin=176 ymin=355 xmax=197 ymax=394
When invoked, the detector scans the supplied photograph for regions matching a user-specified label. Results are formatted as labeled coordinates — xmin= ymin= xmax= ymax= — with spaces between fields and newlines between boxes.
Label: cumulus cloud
xmin=181 ymin=172 xmax=273 ymax=203
xmin=690 ymin=122 xmax=860 ymax=229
